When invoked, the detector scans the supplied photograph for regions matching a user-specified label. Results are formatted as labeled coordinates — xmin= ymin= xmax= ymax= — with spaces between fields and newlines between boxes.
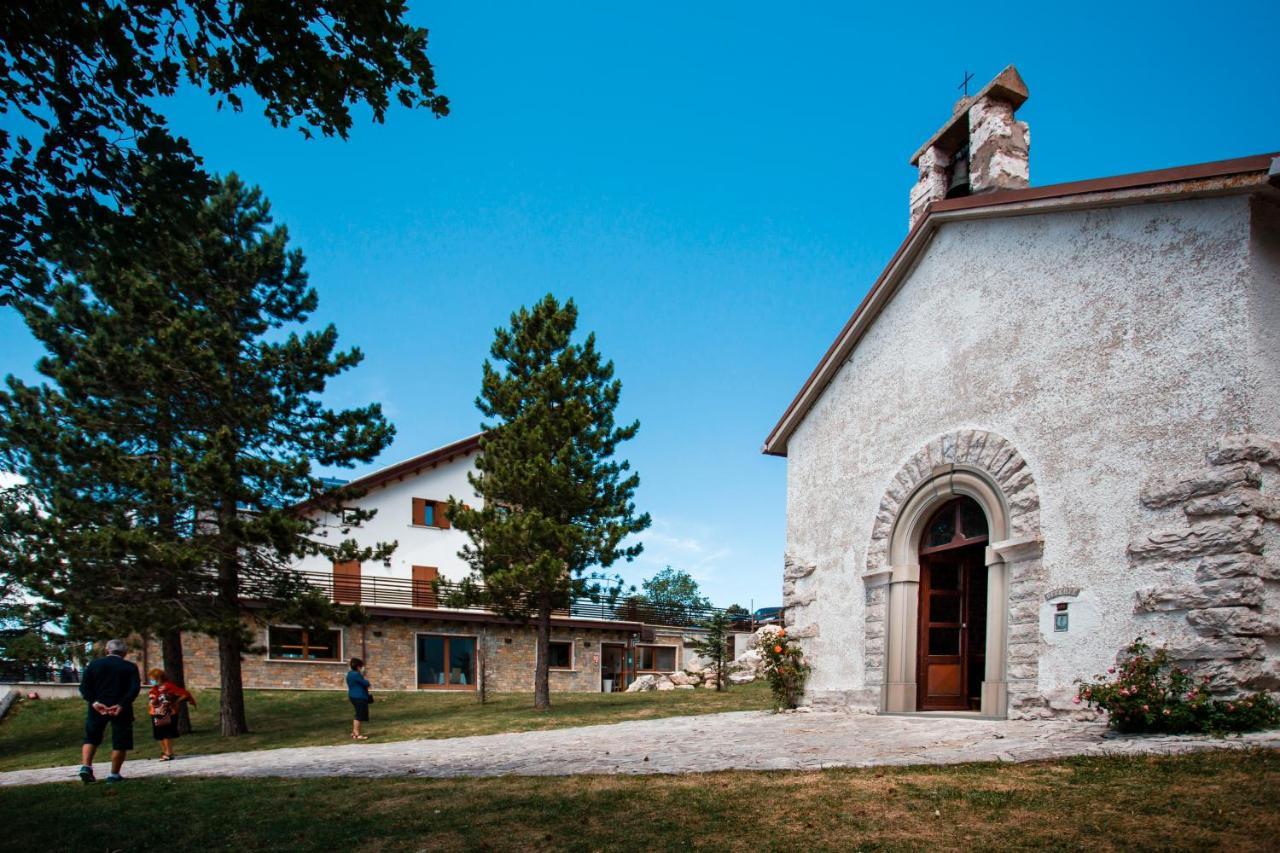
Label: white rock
xmin=655 ymin=679 xmax=676 ymax=691
xmin=625 ymin=674 xmax=657 ymax=692
xmin=675 ymin=684 xmax=695 ymax=690
xmin=728 ymin=672 xmax=757 ymax=685
xmin=668 ymin=671 xmax=696 ymax=687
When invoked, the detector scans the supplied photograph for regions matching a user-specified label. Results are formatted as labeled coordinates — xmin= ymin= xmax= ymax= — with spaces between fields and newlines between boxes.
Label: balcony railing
xmin=282 ymin=570 xmax=746 ymax=630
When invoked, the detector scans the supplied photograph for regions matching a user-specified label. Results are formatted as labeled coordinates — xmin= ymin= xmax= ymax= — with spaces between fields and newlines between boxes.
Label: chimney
xmin=907 ymin=65 xmax=1030 ymax=228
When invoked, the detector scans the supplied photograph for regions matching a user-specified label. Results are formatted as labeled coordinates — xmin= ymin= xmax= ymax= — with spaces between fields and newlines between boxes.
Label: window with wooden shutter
xmin=411 ymin=497 xmax=426 ymax=526
xmin=436 ymin=501 xmax=450 ymax=529
xmin=333 ymin=560 xmax=361 ymax=604
xmin=412 ymin=565 xmax=440 ymax=608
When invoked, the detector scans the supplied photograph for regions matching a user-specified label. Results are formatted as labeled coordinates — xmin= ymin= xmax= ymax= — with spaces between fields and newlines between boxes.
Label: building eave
xmin=761 ymin=152 xmax=1280 ymax=458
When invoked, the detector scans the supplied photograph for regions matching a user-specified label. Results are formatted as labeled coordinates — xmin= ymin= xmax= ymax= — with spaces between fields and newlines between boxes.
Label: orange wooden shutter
xmin=333 ymin=560 xmax=361 ymax=604
xmin=412 ymin=565 xmax=439 ymax=608
xmin=411 ymin=497 xmax=426 ymax=526
xmin=436 ymin=501 xmax=451 ymax=530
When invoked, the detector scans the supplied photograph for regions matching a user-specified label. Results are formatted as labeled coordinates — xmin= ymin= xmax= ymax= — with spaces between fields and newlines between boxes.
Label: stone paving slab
xmin=2 ymin=710 xmax=1276 ymax=788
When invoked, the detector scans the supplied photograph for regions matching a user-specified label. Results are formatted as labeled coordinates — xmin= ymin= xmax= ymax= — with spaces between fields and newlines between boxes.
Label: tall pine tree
xmin=0 ymin=173 xmax=394 ymax=735
xmin=448 ymin=295 xmax=650 ymax=710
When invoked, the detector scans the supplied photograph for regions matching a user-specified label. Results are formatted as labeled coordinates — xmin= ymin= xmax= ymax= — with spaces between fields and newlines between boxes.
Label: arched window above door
xmin=921 ymin=497 xmax=989 ymax=554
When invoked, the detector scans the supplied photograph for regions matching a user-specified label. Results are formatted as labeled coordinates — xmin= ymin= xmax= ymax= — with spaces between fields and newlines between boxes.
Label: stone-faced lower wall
xmin=1129 ymin=434 xmax=1280 ymax=693
xmin=143 ymin=616 xmax=690 ymax=693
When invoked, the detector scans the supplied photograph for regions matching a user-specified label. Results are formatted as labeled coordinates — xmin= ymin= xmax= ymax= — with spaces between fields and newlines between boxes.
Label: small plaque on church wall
xmin=1044 ymin=586 xmax=1081 ymax=602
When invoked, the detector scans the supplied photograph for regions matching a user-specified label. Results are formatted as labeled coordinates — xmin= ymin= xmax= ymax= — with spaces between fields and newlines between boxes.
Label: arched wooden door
xmin=917 ymin=497 xmax=989 ymax=711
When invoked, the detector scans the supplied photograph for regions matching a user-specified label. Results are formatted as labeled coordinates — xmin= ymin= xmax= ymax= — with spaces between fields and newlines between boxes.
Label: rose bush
xmin=757 ymin=626 xmax=810 ymax=711
xmin=1076 ymin=638 xmax=1280 ymax=735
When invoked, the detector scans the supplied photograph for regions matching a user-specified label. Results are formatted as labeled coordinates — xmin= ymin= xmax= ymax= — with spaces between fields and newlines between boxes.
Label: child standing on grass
xmin=347 ymin=657 xmax=372 ymax=740
xmin=147 ymin=669 xmax=196 ymax=760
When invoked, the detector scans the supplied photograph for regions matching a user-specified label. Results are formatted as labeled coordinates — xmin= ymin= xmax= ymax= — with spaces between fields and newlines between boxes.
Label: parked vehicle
xmin=752 ymin=607 xmax=784 ymax=626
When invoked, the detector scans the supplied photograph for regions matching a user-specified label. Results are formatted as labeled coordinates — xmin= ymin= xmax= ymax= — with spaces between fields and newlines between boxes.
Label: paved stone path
xmin=2 ymin=710 xmax=1276 ymax=787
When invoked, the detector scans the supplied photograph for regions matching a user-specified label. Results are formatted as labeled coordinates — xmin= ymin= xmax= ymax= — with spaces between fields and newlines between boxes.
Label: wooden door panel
xmin=412 ymin=565 xmax=439 ymax=608
xmin=918 ymin=548 xmax=984 ymax=711
xmin=333 ymin=560 xmax=361 ymax=604
xmin=927 ymin=663 xmax=962 ymax=696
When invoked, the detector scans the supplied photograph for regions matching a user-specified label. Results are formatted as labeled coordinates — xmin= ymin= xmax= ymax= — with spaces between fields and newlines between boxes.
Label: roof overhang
xmin=762 ymin=153 xmax=1280 ymax=458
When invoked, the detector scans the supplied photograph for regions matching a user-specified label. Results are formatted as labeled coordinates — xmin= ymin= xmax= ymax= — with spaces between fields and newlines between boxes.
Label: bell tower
xmin=907 ymin=65 xmax=1030 ymax=228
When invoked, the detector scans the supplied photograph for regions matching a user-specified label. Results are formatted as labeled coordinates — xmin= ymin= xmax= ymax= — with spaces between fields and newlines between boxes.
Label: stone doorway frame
xmin=862 ymin=430 xmax=1044 ymax=718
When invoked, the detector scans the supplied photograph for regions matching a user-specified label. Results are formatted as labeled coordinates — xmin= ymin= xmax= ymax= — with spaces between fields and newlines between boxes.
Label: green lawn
xmin=0 ymin=750 xmax=1275 ymax=851
xmin=0 ymin=681 xmax=770 ymax=771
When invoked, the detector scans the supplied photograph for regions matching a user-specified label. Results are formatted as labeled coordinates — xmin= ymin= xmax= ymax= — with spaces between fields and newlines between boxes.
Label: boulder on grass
xmin=675 ymin=684 xmax=695 ymax=690
xmin=655 ymin=678 xmax=676 ymax=691
xmin=668 ymin=671 xmax=697 ymax=687
xmin=728 ymin=671 xmax=757 ymax=685
xmin=626 ymin=674 xmax=658 ymax=692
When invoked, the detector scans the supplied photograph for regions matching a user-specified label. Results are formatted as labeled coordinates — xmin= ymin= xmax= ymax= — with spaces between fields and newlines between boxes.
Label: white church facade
xmin=764 ymin=67 xmax=1280 ymax=718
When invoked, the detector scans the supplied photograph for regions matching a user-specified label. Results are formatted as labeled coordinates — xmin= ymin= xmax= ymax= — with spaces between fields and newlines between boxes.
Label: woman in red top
xmin=147 ymin=669 xmax=196 ymax=761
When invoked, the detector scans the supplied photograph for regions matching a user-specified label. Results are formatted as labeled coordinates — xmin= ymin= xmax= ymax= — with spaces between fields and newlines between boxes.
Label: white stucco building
xmin=296 ymin=433 xmax=483 ymax=592
xmin=764 ymin=67 xmax=1280 ymax=718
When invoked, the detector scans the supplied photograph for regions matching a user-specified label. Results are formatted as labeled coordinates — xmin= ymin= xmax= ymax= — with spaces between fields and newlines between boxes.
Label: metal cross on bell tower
xmin=958 ymin=70 xmax=975 ymax=97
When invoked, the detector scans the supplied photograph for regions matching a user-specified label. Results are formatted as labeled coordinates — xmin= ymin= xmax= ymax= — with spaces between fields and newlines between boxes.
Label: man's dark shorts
xmin=84 ymin=707 xmax=134 ymax=751
xmin=351 ymin=699 xmax=370 ymax=722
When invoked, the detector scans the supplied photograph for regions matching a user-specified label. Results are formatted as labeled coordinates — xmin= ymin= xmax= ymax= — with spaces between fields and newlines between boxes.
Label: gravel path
xmin=2 ymin=710 xmax=1276 ymax=788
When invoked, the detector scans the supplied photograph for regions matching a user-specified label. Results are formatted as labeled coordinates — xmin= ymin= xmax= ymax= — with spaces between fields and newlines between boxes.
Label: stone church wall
xmin=784 ymin=193 xmax=1274 ymax=714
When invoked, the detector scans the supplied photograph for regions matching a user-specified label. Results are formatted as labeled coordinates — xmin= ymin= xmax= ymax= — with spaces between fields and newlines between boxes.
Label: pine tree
xmin=448 ymin=295 xmax=650 ymax=710
xmin=692 ymin=611 xmax=732 ymax=692
xmin=0 ymin=173 xmax=394 ymax=735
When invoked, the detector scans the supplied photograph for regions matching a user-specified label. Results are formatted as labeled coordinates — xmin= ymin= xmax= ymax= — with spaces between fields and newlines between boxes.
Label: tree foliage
xmin=641 ymin=566 xmax=711 ymax=624
xmin=0 ymin=0 xmax=449 ymax=302
xmin=448 ymin=295 xmax=650 ymax=709
xmin=0 ymin=173 xmax=393 ymax=734
xmin=691 ymin=610 xmax=732 ymax=692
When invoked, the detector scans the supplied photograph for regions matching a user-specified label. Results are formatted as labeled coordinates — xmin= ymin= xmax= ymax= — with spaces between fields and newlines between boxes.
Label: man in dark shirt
xmin=77 ymin=638 xmax=141 ymax=783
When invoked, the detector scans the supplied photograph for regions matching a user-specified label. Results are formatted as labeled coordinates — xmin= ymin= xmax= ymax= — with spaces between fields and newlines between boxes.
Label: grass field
xmin=0 ymin=750 xmax=1275 ymax=851
xmin=0 ymin=681 xmax=771 ymax=771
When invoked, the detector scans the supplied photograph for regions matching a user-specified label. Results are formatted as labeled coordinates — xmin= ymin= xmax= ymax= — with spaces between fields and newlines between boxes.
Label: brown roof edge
xmin=296 ymin=433 xmax=485 ymax=511
xmin=761 ymin=152 xmax=1279 ymax=458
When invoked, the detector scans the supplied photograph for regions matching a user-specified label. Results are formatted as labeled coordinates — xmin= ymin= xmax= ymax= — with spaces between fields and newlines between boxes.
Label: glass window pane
xmin=449 ymin=637 xmax=475 ymax=685
xmin=418 ymin=635 xmax=445 ymax=685
xmin=654 ymin=647 xmax=675 ymax=671
xmin=927 ymin=507 xmax=956 ymax=548
xmin=930 ymin=595 xmax=961 ymax=624
xmin=930 ymin=563 xmax=960 ymax=591
xmin=269 ymin=628 xmax=304 ymax=659
xmin=959 ymin=500 xmax=988 ymax=540
xmin=548 ymin=642 xmax=572 ymax=669
xmin=423 ymin=503 xmax=435 ymax=526
xmin=929 ymin=627 xmax=961 ymax=656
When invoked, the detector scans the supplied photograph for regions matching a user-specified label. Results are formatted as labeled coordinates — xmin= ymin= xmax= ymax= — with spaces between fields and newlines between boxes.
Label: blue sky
xmin=1 ymin=2 xmax=1276 ymax=609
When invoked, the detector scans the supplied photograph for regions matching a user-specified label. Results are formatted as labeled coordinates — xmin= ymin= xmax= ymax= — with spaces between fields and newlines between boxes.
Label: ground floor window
xmin=547 ymin=640 xmax=573 ymax=670
xmin=268 ymin=627 xmax=342 ymax=662
xmin=417 ymin=634 xmax=476 ymax=689
xmin=636 ymin=644 xmax=676 ymax=673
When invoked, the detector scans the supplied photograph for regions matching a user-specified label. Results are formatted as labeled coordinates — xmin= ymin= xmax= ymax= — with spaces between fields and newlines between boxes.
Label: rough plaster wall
xmin=1247 ymin=199 xmax=1280 ymax=669
xmin=786 ymin=194 xmax=1260 ymax=703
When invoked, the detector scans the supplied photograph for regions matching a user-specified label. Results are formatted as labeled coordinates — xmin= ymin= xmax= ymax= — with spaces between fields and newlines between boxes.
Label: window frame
xmin=266 ymin=626 xmax=344 ymax=663
xmin=414 ymin=632 xmax=478 ymax=691
xmin=545 ymin=639 xmax=575 ymax=671
xmin=635 ymin=643 xmax=678 ymax=673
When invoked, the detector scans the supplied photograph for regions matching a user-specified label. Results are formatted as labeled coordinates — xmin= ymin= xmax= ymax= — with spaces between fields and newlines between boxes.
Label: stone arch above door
xmin=866 ymin=430 xmax=1041 ymax=576
xmin=861 ymin=429 xmax=1046 ymax=717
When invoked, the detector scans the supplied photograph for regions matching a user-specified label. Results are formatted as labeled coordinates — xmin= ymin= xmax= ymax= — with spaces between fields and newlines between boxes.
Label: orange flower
xmin=778 ymin=629 xmax=786 ymax=637
xmin=774 ymin=645 xmax=783 ymax=654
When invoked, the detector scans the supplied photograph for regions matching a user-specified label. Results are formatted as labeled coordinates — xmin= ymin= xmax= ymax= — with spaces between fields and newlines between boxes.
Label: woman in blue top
xmin=346 ymin=658 xmax=372 ymax=740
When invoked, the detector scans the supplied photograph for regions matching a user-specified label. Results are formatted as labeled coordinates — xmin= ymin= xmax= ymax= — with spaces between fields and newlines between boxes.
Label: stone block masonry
xmin=143 ymin=616 xmax=685 ymax=694
xmin=1129 ymin=435 xmax=1280 ymax=693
